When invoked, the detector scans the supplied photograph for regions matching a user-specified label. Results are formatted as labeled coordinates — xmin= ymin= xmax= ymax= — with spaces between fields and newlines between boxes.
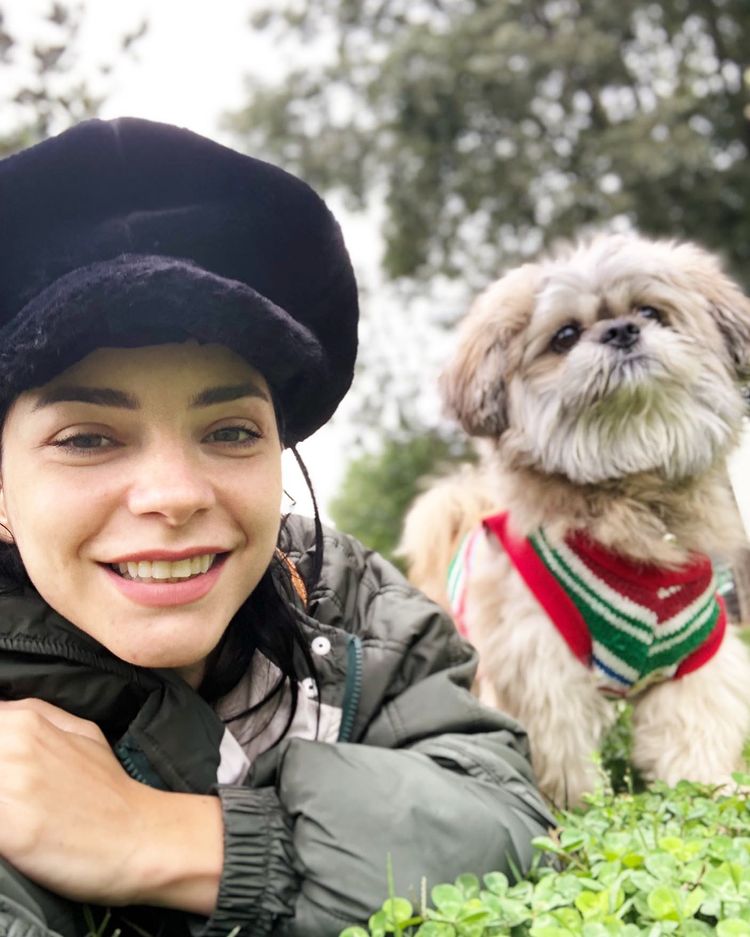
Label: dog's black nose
xmin=601 ymin=320 xmax=640 ymax=349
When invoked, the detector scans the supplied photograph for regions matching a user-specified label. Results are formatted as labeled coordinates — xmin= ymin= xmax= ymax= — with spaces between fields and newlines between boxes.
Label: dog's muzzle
xmin=600 ymin=319 xmax=640 ymax=350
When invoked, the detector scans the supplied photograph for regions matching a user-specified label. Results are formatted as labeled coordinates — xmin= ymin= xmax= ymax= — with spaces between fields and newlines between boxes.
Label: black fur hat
xmin=0 ymin=117 xmax=359 ymax=443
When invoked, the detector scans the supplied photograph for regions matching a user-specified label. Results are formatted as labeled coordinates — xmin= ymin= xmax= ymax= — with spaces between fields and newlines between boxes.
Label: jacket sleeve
xmin=0 ymin=858 xmax=79 ymax=937
xmin=200 ymin=531 xmax=554 ymax=937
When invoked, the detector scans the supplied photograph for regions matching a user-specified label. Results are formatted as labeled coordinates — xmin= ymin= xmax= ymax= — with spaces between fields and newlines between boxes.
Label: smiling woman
xmin=0 ymin=343 xmax=282 ymax=678
xmin=0 ymin=118 xmax=551 ymax=937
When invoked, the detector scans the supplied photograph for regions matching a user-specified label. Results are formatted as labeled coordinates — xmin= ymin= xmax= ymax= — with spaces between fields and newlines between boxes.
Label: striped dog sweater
xmin=448 ymin=512 xmax=726 ymax=698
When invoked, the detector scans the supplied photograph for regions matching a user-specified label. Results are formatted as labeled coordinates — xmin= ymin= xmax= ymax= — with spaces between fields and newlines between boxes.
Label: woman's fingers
xmin=0 ymin=697 xmax=105 ymax=742
xmin=0 ymin=708 xmax=222 ymax=912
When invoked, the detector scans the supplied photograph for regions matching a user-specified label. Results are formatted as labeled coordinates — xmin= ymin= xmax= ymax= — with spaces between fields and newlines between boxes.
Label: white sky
xmin=4 ymin=0 xmax=750 ymax=532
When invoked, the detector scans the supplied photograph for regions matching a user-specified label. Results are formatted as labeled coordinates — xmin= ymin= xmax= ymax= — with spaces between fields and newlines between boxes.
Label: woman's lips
xmin=106 ymin=547 xmax=228 ymax=563
xmin=100 ymin=553 xmax=228 ymax=608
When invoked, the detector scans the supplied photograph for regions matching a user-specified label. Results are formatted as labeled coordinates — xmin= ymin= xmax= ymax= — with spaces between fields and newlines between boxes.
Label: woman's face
xmin=0 ymin=342 xmax=283 ymax=685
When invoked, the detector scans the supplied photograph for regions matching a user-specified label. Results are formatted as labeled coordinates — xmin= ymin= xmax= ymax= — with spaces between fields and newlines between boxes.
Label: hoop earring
xmin=0 ymin=523 xmax=14 ymax=545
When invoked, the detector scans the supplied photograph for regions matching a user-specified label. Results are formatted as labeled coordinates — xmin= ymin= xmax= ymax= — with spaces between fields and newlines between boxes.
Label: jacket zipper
xmin=114 ymin=737 xmax=167 ymax=788
xmin=338 ymin=634 xmax=363 ymax=742
xmin=115 ymin=744 xmax=152 ymax=784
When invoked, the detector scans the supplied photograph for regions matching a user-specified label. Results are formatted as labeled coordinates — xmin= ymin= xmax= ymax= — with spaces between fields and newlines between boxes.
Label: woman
xmin=0 ymin=117 xmax=551 ymax=937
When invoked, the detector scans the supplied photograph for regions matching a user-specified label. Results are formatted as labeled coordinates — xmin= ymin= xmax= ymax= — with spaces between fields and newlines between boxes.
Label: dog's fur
xmin=402 ymin=234 xmax=750 ymax=806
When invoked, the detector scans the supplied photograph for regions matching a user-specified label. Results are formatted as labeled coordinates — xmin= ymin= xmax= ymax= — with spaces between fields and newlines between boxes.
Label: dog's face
xmin=442 ymin=235 xmax=750 ymax=484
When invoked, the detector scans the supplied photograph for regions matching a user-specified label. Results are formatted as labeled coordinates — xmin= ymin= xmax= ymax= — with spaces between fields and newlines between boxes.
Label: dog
xmin=401 ymin=234 xmax=750 ymax=806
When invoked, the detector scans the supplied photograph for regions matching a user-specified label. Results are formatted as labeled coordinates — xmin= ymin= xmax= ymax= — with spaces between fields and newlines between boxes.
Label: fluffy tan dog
xmin=402 ymin=234 xmax=750 ymax=806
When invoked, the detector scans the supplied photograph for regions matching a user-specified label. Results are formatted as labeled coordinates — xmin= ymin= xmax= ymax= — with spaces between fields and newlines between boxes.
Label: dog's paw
xmin=537 ymin=762 xmax=600 ymax=811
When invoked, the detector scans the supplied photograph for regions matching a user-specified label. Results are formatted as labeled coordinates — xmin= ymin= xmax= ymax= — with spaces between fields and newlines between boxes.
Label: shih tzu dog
xmin=402 ymin=234 xmax=750 ymax=807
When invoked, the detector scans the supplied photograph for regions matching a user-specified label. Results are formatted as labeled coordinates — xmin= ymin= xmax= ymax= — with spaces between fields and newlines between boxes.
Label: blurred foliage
xmin=328 ymin=428 xmax=474 ymax=564
xmin=0 ymin=2 xmax=147 ymax=156
xmin=340 ymin=772 xmax=750 ymax=937
xmin=231 ymin=0 xmax=750 ymax=288
xmin=233 ymin=0 xmax=750 ymax=545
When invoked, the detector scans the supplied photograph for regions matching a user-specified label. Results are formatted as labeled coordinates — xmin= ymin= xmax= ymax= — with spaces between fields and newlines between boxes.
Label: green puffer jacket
xmin=0 ymin=515 xmax=553 ymax=937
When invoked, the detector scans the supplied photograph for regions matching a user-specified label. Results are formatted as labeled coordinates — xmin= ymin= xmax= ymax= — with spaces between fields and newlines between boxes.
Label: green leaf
xmin=455 ymin=874 xmax=480 ymax=899
xmin=368 ymin=910 xmax=388 ymax=937
xmin=717 ymin=921 xmax=750 ymax=937
xmin=415 ymin=923 xmax=455 ymax=937
xmin=339 ymin=929 xmax=370 ymax=937
xmin=430 ymin=884 xmax=463 ymax=917
xmin=531 ymin=924 xmax=580 ymax=937
xmin=560 ymin=829 xmax=586 ymax=851
xmin=704 ymin=862 xmax=743 ymax=898
xmin=534 ymin=836 xmax=569 ymax=856
xmin=622 ymin=852 xmax=645 ymax=869
xmin=647 ymin=886 xmax=680 ymax=922
xmin=482 ymin=871 xmax=508 ymax=896
xmin=658 ymin=837 xmax=705 ymax=862
xmin=508 ymin=880 xmax=534 ymax=902
xmin=581 ymin=925 xmax=612 ymax=937
xmin=575 ymin=890 xmax=611 ymax=921
xmin=644 ymin=854 xmax=678 ymax=881
xmin=602 ymin=832 xmax=632 ymax=860
xmin=533 ymin=872 xmax=583 ymax=911
xmin=456 ymin=899 xmax=490 ymax=923
xmin=382 ymin=898 xmax=413 ymax=926
xmin=504 ymin=899 xmax=534 ymax=926
xmin=682 ymin=887 xmax=704 ymax=919
xmin=552 ymin=907 xmax=584 ymax=929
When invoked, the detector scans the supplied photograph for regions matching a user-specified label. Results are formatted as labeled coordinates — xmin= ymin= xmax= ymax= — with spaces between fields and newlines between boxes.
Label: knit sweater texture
xmin=448 ymin=513 xmax=726 ymax=697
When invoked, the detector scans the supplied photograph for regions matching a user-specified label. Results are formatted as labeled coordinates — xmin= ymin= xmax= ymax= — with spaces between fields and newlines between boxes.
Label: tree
xmin=0 ymin=3 xmax=147 ymax=156
xmin=230 ymin=0 xmax=750 ymax=287
xmin=328 ymin=428 xmax=474 ymax=564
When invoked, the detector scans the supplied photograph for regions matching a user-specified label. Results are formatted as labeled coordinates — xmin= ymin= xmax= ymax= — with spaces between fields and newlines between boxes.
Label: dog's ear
xmin=684 ymin=244 xmax=750 ymax=380
xmin=440 ymin=264 xmax=539 ymax=437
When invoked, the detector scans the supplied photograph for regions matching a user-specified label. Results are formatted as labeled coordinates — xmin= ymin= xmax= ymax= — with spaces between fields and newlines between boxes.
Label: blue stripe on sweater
xmin=591 ymin=654 xmax=631 ymax=686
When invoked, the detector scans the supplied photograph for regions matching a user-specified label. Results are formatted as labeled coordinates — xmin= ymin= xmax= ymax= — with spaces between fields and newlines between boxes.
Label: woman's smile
xmin=105 ymin=549 xmax=228 ymax=581
xmin=0 ymin=342 xmax=284 ymax=678
xmin=101 ymin=552 xmax=230 ymax=608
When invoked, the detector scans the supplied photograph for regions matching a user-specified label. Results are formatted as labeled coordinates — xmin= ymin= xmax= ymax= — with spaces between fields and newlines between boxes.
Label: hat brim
xmin=0 ymin=254 xmax=328 ymax=443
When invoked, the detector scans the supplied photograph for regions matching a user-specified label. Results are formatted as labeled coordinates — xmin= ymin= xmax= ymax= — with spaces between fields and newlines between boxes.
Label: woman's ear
xmin=440 ymin=264 xmax=540 ymax=438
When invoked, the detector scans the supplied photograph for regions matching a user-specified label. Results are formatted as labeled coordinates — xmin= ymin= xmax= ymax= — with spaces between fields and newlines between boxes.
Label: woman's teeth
xmin=113 ymin=554 xmax=216 ymax=582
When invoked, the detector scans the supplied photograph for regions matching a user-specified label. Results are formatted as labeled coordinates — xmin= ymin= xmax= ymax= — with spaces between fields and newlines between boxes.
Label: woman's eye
xmin=205 ymin=426 xmax=261 ymax=445
xmin=551 ymin=323 xmax=582 ymax=353
xmin=52 ymin=433 xmax=116 ymax=451
xmin=637 ymin=304 xmax=663 ymax=323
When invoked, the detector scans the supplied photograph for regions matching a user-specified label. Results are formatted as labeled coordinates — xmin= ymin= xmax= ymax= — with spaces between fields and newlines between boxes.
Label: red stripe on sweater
xmin=566 ymin=529 xmax=714 ymax=590
xmin=484 ymin=513 xmax=592 ymax=663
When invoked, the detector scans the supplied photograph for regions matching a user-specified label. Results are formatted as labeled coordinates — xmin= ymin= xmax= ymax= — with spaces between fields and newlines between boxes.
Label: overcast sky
xmin=6 ymin=0 xmax=273 ymax=138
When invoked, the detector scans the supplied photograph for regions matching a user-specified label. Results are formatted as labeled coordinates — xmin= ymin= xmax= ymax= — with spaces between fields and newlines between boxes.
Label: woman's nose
xmin=126 ymin=445 xmax=216 ymax=525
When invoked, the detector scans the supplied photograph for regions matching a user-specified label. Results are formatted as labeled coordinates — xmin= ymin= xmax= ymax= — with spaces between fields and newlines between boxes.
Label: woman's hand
xmin=0 ymin=698 xmax=224 ymax=915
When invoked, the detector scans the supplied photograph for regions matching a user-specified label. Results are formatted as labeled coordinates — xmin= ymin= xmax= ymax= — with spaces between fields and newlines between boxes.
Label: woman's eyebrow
xmin=32 ymin=381 xmax=269 ymax=411
xmin=32 ymin=386 xmax=139 ymax=410
xmin=189 ymin=382 xmax=270 ymax=407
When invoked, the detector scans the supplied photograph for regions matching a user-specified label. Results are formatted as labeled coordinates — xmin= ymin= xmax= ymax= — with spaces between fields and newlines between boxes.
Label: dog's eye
xmin=637 ymin=305 xmax=663 ymax=323
xmin=551 ymin=323 xmax=582 ymax=353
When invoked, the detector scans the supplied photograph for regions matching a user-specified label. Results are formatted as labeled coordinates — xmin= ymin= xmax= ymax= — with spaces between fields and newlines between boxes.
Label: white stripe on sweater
xmin=534 ymin=532 xmax=653 ymax=643
xmin=648 ymin=579 xmax=718 ymax=640
xmin=590 ymin=643 xmax=640 ymax=683
xmin=551 ymin=534 xmax=657 ymax=627
xmin=649 ymin=597 xmax=718 ymax=655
